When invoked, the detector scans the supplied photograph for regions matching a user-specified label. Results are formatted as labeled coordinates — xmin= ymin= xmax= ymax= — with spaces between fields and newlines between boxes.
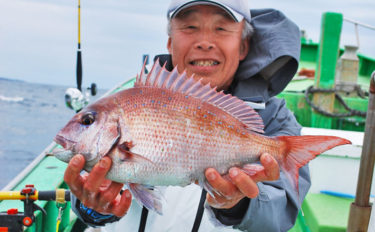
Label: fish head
xmin=54 ymin=101 xmax=120 ymax=164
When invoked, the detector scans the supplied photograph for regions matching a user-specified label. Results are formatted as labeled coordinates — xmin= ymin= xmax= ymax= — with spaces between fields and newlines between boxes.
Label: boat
xmin=1 ymin=9 xmax=375 ymax=232
xmin=283 ymin=12 xmax=375 ymax=232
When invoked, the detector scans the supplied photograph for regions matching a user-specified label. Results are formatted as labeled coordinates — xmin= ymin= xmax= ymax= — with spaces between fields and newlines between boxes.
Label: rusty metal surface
xmin=354 ymin=81 xmax=375 ymax=206
xmin=348 ymin=71 xmax=375 ymax=231
xmin=347 ymin=203 xmax=372 ymax=232
xmin=370 ymin=71 xmax=375 ymax=94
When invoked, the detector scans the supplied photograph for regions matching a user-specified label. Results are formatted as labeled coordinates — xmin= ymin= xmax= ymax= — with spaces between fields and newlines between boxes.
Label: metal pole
xmin=354 ymin=23 xmax=360 ymax=48
xmin=344 ymin=17 xmax=375 ymax=31
xmin=347 ymin=71 xmax=375 ymax=231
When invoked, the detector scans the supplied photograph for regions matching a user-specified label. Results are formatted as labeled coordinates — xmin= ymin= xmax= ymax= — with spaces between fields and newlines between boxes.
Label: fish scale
xmin=115 ymin=87 xmax=275 ymax=185
xmin=103 ymin=86 xmax=251 ymax=187
xmin=54 ymin=60 xmax=351 ymax=214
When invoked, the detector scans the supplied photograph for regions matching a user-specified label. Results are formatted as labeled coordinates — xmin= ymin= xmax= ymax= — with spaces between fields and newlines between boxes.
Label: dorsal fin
xmin=135 ymin=60 xmax=264 ymax=134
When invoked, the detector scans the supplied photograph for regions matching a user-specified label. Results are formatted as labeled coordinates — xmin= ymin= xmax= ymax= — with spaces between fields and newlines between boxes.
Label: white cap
xmin=167 ymin=0 xmax=251 ymax=23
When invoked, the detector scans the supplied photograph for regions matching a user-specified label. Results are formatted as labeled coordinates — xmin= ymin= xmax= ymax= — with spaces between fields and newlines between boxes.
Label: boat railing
xmin=343 ymin=17 xmax=375 ymax=48
xmin=1 ymin=142 xmax=57 ymax=191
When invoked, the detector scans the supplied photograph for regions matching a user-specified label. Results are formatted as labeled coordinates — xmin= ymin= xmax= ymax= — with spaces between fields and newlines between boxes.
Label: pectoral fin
xmin=127 ymin=183 xmax=164 ymax=215
xmin=117 ymin=141 xmax=155 ymax=165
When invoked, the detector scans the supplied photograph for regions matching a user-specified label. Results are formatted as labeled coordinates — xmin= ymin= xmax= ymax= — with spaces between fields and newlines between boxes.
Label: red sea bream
xmin=54 ymin=61 xmax=351 ymax=214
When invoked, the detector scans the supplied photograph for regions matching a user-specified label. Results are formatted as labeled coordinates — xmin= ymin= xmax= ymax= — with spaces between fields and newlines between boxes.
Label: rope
xmin=304 ymin=85 xmax=367 ymax=118
xmin=55 ymin=190 xmax=67 ymax=232
xmin=56 ymin=219 xmax=61 ymax=232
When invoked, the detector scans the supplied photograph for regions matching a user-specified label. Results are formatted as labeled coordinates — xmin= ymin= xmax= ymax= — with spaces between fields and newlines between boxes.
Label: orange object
xmin=298 ymin=68 xmax=315 ymax=78
xmin=21 ymin=188 xmax=32 ymax=194
xmin=23 ymin=216 xmax=33 ymax=226
xmin=0 ymin=227 xmax=8 ymax=232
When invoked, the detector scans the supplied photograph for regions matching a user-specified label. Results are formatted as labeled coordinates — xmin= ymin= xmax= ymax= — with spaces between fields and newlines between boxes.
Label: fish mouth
xmin=54 ymin=134 xmax=76 ymax=150
xmin=51 ymin=146 xmax=75 ymax=163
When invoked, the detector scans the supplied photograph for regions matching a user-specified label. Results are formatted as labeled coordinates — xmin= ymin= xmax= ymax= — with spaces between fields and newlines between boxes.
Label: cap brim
xmin=168 ymin=1 xmax=244 ymax=22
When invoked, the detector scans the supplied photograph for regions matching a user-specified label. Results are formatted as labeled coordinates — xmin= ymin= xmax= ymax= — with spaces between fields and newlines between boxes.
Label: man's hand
xmin=205 ymin=153 xmax=280 ymax=209
xmin=64 ymin=154 xmax=132 ymax=217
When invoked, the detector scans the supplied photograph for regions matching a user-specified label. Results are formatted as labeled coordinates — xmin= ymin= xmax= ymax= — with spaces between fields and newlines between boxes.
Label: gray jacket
xmin=219 ymin=8 xmax=310 ymax=231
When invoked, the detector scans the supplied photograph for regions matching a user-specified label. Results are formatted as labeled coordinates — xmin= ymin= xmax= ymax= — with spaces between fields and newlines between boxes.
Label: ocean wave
xmin=0 ymin=95 xmax=24 ymax=102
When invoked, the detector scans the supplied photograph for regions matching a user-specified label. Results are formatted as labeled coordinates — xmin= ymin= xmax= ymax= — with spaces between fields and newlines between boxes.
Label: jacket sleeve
xmin=212 ymin=98 xmax=311 ymax=232
xmin=70 ymin=191 xmax=122 ymax=227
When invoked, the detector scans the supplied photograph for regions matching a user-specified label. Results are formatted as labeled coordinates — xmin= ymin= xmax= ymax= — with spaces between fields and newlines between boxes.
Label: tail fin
xmin=276 ymin=135 xmax=351 ymax=194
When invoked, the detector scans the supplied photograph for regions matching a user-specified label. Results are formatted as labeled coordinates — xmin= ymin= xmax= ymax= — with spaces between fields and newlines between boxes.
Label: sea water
xmin=0 ymin=77 xmax=105 ymax=189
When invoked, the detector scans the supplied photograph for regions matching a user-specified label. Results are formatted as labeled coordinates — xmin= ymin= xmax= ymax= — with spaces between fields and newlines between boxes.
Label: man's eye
xmin=217 ymin=27 xmax=226 ymax=31
xmin=186 ymin=25 xmax=197 ymax=29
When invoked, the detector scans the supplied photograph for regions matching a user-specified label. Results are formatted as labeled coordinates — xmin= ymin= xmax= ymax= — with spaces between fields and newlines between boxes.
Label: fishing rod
xmin=77 ymin=0 xmax=82 ymax=91
xmin=0 ymin=184 xmax=70 ymax=232
xmin=65 ymin=0 xmax=97 ymax=112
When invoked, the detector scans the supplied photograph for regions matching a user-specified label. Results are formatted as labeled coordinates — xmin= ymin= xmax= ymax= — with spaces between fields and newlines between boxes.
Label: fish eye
xmin=81 ymin=112 xmax=95 ymax=126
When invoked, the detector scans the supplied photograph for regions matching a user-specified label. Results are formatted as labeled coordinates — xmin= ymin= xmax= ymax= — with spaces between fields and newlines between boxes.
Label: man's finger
xmin=206 ymin=194 xmax=228 ymax=208
xmin=242 ymin=164 xmax=264 ymax=176
xmin=229 ymin=167 xmax=259 ymax=199
xmin=205 ymin=168 xmax=237 ymax=197
xmin=84 ymin=157 xmax=112 ymax=192
xmin=110 ymin=189 xmax=132 ymax=217
xmin=64 ymin=155 xmax=85 ymax=196
xmin=242 ymin=163 xmax=268 ymax=183
xmin=98 ymin=182 xmax=124 ymax=209
xmin=260 ymin=154 xmax=280 ymax=180
xmin=99 ymin=179 xmax=113 ymax=191
xmin=64 ymin=155 xmax=85 ymax=182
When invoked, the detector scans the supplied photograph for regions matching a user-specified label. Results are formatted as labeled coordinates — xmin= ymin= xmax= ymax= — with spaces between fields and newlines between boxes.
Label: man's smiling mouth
xmin=190 ymin=60 xmax=219 ymax=66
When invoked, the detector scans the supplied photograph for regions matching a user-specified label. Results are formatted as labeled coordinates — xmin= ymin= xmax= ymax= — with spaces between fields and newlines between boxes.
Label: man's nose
xmin=195 ymin=40 xmax=214 ymax=50
xmin=194 ymin=32 xmax=215 ymax=50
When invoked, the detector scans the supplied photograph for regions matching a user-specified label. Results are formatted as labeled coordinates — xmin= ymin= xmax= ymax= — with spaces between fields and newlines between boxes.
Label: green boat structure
xmin=1 ymin=11 xmax=375 ymax=232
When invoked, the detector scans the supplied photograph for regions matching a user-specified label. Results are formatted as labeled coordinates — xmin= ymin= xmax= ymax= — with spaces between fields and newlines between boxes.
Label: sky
xmin=0 ymin=0 xmax=374 ymax=90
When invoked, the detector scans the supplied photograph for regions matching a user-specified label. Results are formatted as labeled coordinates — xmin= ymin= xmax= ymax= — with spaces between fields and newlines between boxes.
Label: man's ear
xmin=167 ymin=37 xmax=172 ymax=54
xmin=239 ymin=38 xmax=249 ymax=61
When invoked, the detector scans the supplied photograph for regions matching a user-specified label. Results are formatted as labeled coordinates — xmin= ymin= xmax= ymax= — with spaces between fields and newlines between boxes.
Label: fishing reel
xmin=65 ymin=83 xmax=97 ymax=112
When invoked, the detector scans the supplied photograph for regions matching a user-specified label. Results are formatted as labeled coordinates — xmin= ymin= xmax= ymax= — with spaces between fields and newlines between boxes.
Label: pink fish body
xmin=54 ymin=61 xmax=351 ymax=213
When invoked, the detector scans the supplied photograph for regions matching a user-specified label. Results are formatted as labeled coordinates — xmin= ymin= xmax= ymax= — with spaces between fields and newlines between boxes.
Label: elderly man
xmin=65 ymin=0 xmax=310 ymax=231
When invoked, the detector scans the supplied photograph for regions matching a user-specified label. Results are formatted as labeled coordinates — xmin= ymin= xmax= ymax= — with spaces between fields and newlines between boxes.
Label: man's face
xmin=167 ymin=5 xmax=249 ymax=91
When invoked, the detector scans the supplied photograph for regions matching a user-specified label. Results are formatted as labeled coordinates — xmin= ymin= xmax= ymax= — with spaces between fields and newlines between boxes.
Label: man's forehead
xmin=174 ymin=5 xmax=234 ymax=21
